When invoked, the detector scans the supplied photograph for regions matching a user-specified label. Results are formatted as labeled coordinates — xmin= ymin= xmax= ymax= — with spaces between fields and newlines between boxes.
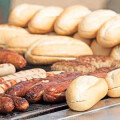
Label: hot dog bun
xmin=66 ymin=75 xmax=108 ymax=111
xmin=54 ymin=5 xmax=91 ymax=35
xmin=78 ymin=9 xmax=117 ymax=39
xmin=9 ymin=4 xmax=44 ymax=27
xmin=25 ymin=36 xmax=93 ymax=64
xmin=91 ymin=40 xmax=112 ymax=56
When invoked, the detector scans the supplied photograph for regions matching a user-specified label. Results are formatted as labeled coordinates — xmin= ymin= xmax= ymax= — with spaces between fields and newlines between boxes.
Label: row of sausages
xmin=0 ymin=66 xmax=116 ymax=114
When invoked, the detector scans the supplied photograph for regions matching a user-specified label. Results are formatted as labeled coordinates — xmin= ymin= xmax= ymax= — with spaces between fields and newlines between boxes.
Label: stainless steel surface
xmin=30 ymin=98 xmax=120 ymax=120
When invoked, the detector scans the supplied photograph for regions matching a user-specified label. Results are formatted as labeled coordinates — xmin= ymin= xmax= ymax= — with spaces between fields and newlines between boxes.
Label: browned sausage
xmin=43 ymin=80 xmax=71 ymax=103
xmin=26 ymin=72 xmax=81 ymax=103
xmin=0 ymin=50 xmax=26 ymax=69
xmin=0 ymin=96 xmax=14 ymax=113
xmin=88 ymin=67 xmax=117 ymax=78
xmin=0 ymin=94 xmax=29 ymax=112
xmin=25 ymin=81 xmax=57 ymax=103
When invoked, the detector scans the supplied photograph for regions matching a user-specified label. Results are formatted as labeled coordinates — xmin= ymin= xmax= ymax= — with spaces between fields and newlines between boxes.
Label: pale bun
xmin=54 ymin=5 xmax=91 ymax=35
xmin=78 ymin=9 xmax=117 ymax=39
xmin=91 ymin=40 xmax=112 ymax=56
xmin=9 ymin=4 xmax=44 ymax=27
xmin=97 ymin=15 xmax=120 ymax=48
xmin=0 ymin=24 xmax=29 ymax=49
xmin=28 ymin=6 xmax=63 ymax=34
xmin=66 ymin=75 xmax=108 ymax=111
xmin=110 ymin=45 xmax=120 ymax=60
xmin=73 ymin=33 xmax=91 ymax=46
xmin=25 ymin=35 xmax=93 ymax=64
xmin=6 ymin=34 xmax=45 ymax=54
xmin=105 ymin=68 xmax=120 ymax=97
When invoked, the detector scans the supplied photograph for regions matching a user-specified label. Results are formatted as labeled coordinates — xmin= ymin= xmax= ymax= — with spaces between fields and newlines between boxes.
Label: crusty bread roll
xmin=110 ymin=45 xmax=120 ymax=60
xmin=6 ymin=34 xmax=44 ymax=54
xmin=91 ymin=40 xmax=112 ymax=56
xmin=105 ymin=68 xmax=120 ymax=97
xmin=0 ymin=24 xmax=29 ymax=49
xmin=25 ymin=36 xmax=93 ymax=64
xmin=97 ymin=15 xmax=120 ymax=48
xmin=78 ymin=9 xmax=117 ymax=39
xmin=28 ymin=6 xmax=63 ymax=33
xmin=73 ymin=33 xmax=91 ymax=46
xmin=9 ymin=4 xmax=44 ymax=27
xmin=66 ymin=75 xmax=108 ymax=111
xmin=54 ymin=5 xmax=91 ymax=35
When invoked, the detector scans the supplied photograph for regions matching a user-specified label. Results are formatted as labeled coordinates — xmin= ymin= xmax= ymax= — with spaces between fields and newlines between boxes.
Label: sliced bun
xmin=97 ymin=15 xmax=120 ymax=48
xmin=78 ymin=9 xmax=117 ymax=39
xmin=73 ymin=33 xmax=91 ymax=46
xmin=105 ymin=68 xmax=120 ymax=97
xmin=25 ymin=36 xmax=93 ymax=64
xmin=9 ymin=4 xmax=44 ymax=27
xmin=91 ymin=40 xmax=112 ymax=56
xmin=66 ymin=75 xmax=108 ymax=111
xmin=28 ymin=6 xmax=63 ymax=33
xmin=54 ymin=5 xmax=91 ymax=35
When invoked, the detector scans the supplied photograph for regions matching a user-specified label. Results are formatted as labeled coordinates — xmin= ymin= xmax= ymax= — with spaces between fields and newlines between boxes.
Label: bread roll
xmin=0 ymin=24 xmax=29 ymax=49
xmin=66 ymin=75 xmax=108 ymax=111
xmin=28 ymin=6 xmax=63 ymax=33
xmin=73 ymin=33 xmax=91 ymax=46
xmin=91 ymin=40 xmax=112 ymax=56
xmin=105 ymin=68 xmax=120 ymax=97
xmin=78 ymin=9 xmax=117 ymax=39
xmin=54 ymin=5 xmax=91 ymax=35
xmin=6 ymin=34 xmax=45 ymax=54
xmin=110 ymin=45 xmax=120 ymax=60
xmin=97 ymin=15 xmax=120 ymax=48
xmin=25 ymin=36 xmax=93 ymax=64
xmin=9 ymin=4 xmax=44 ymax=27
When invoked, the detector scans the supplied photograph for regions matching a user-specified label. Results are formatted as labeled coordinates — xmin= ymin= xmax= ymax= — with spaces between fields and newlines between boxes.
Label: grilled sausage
xmin=0 ymin=95 xmax=14 ymax=113
xmin=43 ymin=81 xmax=71 ymax=103
xmin=0 ymin=68 xmax=46 ymax=83
xmin=0 ymin=50 xmax=26 ymax=69
xmin=0 ymin=94 xmax=29 ymax=112
xmin=0 ymin=68 xmax=46 ymax=93
xmin=0 ymin=63 xmax=16 ymax=77
xmin=88 ymin=67 xmax=118 ymax=78
xmin=6 ymin=78 xmax=50 ymax=97
xmin=25 ymin=81 xmax=57 ymax=103
xmin=26 ymin=72 xmax=81 ymax=103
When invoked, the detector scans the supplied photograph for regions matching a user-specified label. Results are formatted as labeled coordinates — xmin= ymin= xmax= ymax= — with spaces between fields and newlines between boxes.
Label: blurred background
xmin=0 ymin=0 xmax=120 ymax=24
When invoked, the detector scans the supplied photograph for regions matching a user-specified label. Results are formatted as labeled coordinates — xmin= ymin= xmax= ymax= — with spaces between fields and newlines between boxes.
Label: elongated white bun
xmin=0 ymin=24 xmax=29 ymax=49
xmin=25 ymin=35 xmax=93 ymax=64
xmin=105 ymin=68 xmax=120 ymax=97
xmin=73 ymin=33 xmax=91 ymax=46
xmin=110 ymin=45 xmax=120 ymax=60
xmin=9 ymin=4 xmax=44 ymax=27
xmin=66 ymin=75 xmax=108 ymax=111
xmin=28 ymin=6 xmax=63 ymax=33
xmin=78 ymin=9 xmax=117 ymax=39
xmin=97 ymin=15 xmax=120 ymax=48
xmin=6 ymin=34 xmax=45 ymax=54
xmin=91 ymin=40 xmax=112 ymax=56
xmin=54 ymin=5 xmax=91 ymax=35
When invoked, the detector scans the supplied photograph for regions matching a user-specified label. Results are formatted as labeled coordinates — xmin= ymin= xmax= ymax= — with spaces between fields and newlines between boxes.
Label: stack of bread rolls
xmin=0 ymin=3 xmax=120 ymax=65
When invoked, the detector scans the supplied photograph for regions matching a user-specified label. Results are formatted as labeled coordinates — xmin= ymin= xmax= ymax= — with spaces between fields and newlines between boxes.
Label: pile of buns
xmin=0 ymin=3 xmax=120 ymax=64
